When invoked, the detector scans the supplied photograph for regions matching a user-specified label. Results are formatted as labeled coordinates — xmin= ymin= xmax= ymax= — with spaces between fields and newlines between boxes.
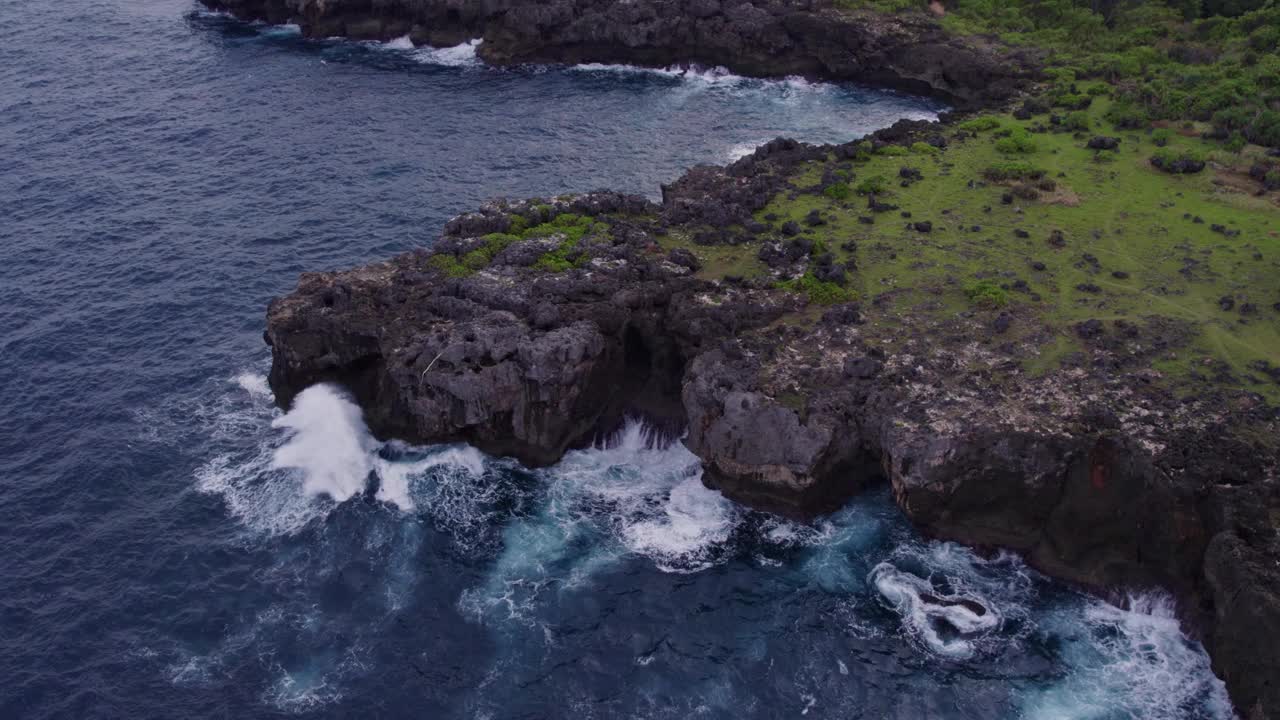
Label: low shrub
xmin=995 ymin=129 xmax=1038 ymax=154
xmin=958 ymin=115 xmax=1002 ymax=132
xmin=1063 ymin=111 xmax=1092 ymax=132
xmin=910 ymin=141 xmax=941 ymax=155
xmin=778 ymin=273 xmax=856 ymax=305
xmin=1150 ymin=147 xmax=1206 ymax=173
xmin=823 ymin=182 xmax=852 ymax=201
xmin=965 ymin=280 xmax=1010 ymax=309
xmin=982 ymin=161 xmax=1047 ymax=182
xmin=855 ymin=175 xmax=889 ymax=195
xmin=533 ymin=237 xmax=588 ymax=272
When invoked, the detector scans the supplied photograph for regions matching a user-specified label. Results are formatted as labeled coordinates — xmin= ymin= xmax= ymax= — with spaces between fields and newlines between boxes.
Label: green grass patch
xmin=748 ymin=95 xmax=1280 ymax=402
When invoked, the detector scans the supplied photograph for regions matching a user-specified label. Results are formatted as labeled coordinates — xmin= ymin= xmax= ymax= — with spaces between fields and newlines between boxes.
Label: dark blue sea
xmin=0 ymin=1 xmax=1239 ymax=718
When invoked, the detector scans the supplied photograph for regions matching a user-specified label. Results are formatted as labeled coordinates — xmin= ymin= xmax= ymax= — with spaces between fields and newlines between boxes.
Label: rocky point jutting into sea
xmin=205 ymin=0 xmax=1279 ymax=716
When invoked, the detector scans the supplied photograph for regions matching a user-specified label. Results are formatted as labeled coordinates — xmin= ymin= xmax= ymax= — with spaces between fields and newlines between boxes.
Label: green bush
xmin=855 ymin=175 xmax=889 ymax=195
xmin=910 ymin=141 xmax=941 ymax=155
xmin=965 ymin=280 xmax=1010 ymax=309
xmin=995 ymin=129 xmax=1038 ymax=154
xmin=823 ymin=182 xmax=852 ymax=201
xmin=958 ymin=115 xmax=1002 ymax=132
xmin=533 ymin=237 xmax=588 ymax=272
xmin=525 ymin=213 xmax=595 ymax=243
xmin=982 ymin=161 xmax=1046 ymax=182
xmin=777 ymin=273 xmax=856 ymax=306
xmin=1150 ymin=147 xmax=1207 ymax=173
xmin=1063 ymin=111 xmax=1092 ymax=132
xmin=1224 ymin=131 xmax=1247 ymax=152
xmin=1106 ymin=102 xmax=1149 ymax=130
xmin=429 ymin=254 xmax=472 ymax=278
xmin=1151 ymin=128 xmax=1174 ymax=146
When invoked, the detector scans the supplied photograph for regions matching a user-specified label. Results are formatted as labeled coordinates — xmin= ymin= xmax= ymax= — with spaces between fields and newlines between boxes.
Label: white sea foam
xmin=196 ymin=377 xmax=487 ymax=535
xmin=234 ymin=371 xmax=272 ymax=399
xmin=1021 ymin=592 xmax=1236 ymax=720
xmin=374 ymin=445 xmax=486 ymax=511
xmin=552 ymin=419 xmax=738 ymax=573
xmin=870 ymin=562 xmax=1001 ymax=659
xmin=384 ymin=34 xmax=415 ymax=51
xmin=621 ymin=475 xmax=737 ymax=571
xmin=869 ymin=542 xmax=1033 ymax=660
xmin=726 ymin=142 xmax=763 ymax=162
xmin=413 ymin=39 xmax=483 ymax=67
xmin=567 ymin=62 xmax=829 ymax=96
xmin=461 ymin=419 xmax=738 ymax=629
xmin=270 ymin=384 xmax=376 ymax=504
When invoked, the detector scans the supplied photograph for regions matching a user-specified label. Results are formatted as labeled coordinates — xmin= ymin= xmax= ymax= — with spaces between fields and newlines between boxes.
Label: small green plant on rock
xmin=533 ymin=237 xmax=587 ymax=272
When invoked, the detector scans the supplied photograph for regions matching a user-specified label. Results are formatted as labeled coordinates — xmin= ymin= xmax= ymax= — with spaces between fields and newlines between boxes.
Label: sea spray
xmin=197 ymin=378 xmax=489 ymax=535
xmin=1019 ymin=592 xmax=1236 ymax=719
xmin=270 ymin=384 xmax=376 ymax=504
xmin=460 ymin=419 xmax=738 ymax=628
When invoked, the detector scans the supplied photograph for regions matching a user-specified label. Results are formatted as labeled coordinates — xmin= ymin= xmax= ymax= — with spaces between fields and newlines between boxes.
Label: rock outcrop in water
xmin=200 ymin=0 xmax=1035 ymax=109
xmin=215 ymin=1 xmax=1278 ymax=714
xmin=263 ymin=127 xmax=1280 ymax=716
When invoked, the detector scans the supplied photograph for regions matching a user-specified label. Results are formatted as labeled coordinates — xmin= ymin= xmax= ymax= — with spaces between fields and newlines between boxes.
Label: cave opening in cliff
xmin=614 ymin=323 xmax=688 ymax=439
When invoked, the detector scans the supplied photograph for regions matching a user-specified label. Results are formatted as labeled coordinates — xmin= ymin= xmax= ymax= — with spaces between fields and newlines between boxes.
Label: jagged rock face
xmin=200 ymin=0 xmax=1035 ymax=109
xmin=255 ymin=114 xmax=1280 ymax=716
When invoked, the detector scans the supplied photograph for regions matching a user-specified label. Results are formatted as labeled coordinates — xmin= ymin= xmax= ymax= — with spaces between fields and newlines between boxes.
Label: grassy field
xmin=667 ymin=97 xmax=1280 ymax=401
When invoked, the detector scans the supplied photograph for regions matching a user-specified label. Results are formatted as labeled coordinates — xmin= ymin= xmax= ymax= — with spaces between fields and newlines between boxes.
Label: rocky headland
xmin=209 ymin=0 xmax=1280 ymax=716
xmin=199 ymin=0 xmax=1035 ymax=109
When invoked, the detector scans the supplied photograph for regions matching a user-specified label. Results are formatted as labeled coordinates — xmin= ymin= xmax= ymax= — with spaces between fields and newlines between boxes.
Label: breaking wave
xmin=460 ymin=419 xmax=739 ymax=629
xmin=1020 ymin=592 xmax=1236 ymax=720
xmin=187 ymin=379 xmax=1233 ymax=717
xmin=194 ymin=378 xmax=488 ymax=536
xmin=269 ymin=384 xmax=376 ymax=504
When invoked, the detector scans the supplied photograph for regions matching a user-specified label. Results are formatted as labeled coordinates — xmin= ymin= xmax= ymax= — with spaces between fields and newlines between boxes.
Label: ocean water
xmin=0 ymin=2 xmax=1237 ymax=718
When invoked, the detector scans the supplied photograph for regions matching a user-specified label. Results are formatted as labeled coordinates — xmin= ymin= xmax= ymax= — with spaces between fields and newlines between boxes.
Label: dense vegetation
xmin=840 ymin=0 xmax=1280 ymax=147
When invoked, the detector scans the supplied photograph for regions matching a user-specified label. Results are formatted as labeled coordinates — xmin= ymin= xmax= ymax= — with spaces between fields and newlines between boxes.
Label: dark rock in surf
xmin=199 ymin=0 xmax=1035 ymax=110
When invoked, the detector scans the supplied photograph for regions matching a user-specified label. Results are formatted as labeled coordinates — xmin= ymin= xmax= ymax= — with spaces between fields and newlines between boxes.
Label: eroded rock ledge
xmin=199 ymin=0 xmax=1035 ymax=109
xmin=264 ymin=131 xmax=1279 ymax=716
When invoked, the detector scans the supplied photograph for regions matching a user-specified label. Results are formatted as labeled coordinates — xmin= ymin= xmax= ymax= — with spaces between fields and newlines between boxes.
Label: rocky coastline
xmin=198 ymin=0 xmax=1036 ymax=109
xmin=210 ymin=0 xmax=1279 ymax=716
